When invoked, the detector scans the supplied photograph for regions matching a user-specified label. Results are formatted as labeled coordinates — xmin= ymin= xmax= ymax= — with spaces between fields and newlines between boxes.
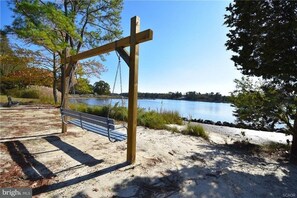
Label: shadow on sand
xmin=111 ymin=144 xmax=297 ymax=197
xmin=0 ymin=133 xmax=61 ymax=142
xmin=33 ymin=162 xmax=129 ymax=196
xmin=44 ymin=136 xmax=103 ymax=167
xmin=4 ymin=141 xmax=56 ymax=181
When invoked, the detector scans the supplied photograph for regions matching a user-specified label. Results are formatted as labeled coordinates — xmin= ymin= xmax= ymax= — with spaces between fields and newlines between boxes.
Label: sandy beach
xmin=0 ymin=105 xmax=296 ymax=197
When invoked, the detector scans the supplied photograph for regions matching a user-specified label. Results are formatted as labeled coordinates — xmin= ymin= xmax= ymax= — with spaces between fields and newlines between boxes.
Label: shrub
xmin=261 ymin=142 xmax=290 ymax=153
xmin=6 ymin=86 xmax=61 ymax=104
xmin=137 ymin=109 xmax=182 ymax=129
xmin=138 ymin=111 xmax=166 ymax=129
xmin=69 ymin=104 xmax=182 ymax=130
xmin=69 ymin=104 xmax=128 ymax=122
xmin=182 ymin=124 xmax=209 ymax=141
xmin=161 ymin=110 xmax=183 ymax=125
xmin=110 ymin=106 xmax=128 ymax=121
xmin=20 ymin=89 xmax=39 ymax=98
xmin=165 ymin=126 xmax=180 ymax=133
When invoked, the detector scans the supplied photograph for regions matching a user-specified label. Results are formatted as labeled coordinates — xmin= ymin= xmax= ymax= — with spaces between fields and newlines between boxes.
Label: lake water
xmin=70 ymin=98 xmax=236 ymax=123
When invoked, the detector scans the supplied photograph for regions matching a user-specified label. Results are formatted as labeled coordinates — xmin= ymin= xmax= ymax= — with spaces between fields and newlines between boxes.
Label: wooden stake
xmin=127 ymin=16 xmax=140 ymax=164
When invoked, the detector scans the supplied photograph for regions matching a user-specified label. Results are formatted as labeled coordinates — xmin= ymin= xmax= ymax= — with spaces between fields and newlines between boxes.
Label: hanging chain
xmin=112 ymin=52 xmax=121 ymax=95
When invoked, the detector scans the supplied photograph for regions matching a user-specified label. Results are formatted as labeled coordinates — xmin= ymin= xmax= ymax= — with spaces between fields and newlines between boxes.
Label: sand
xmin=0 ymin=105 xmax=296 ymax=198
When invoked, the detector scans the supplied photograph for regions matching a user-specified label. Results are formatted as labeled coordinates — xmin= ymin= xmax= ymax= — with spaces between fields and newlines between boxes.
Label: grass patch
xmin=181 ymin=124 xmax=209 ymax=141
xmin=165 ymin=126 xmax=180 ymax=133
xmin=69 ymin=103 xmax=183 ymax=129
xmin=226 ymin=141 xmax=290 ymax=158
xmin=69 ymin=103 xmax=128 ymax=121
xmin=0 ymin=95 xmax=39 ymax=104
xmin=260 ymin=142 xmax=290 ymax=154
xmin=2 ymin=86 xmax=61 ymax=105
xmin=138 ymin=109 xmax=183 ymax=129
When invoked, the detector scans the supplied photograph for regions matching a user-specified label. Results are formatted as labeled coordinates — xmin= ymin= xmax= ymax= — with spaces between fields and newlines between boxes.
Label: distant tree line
xmin=121 ymin=91 xmax=229 ymax=103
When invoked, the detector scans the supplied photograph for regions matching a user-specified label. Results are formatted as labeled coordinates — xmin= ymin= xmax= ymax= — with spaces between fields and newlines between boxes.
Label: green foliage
xmin=261 ymin=142 xmax=291 ymax=154
xmin=181 ymin=124 xmax=209 ymax=141
xmin=73 ymin=78 xmax=93 ymax=94
xmin=224 ymin=1 xmax=297 ymax=91
xmin=20 ymin=89 xmax=39 ymax=99
xmin=11 ymin=1 xmax=78 ymax=52
xmin=185 ymin=91 xmax=228 ymax=102
xmin=69 ymin=103 xmax=127 ymax=122
xmin=68 ymin=104 xmax=208 ymax=141
xmin=5 ymin=86 xmax=60 ymax=104
xmin=231 ymin=77 xmax=296 ymax=133
xmin=138 ymin=109 xmax=183 ymax=129
xmin=93 ymin=80 xmax=111 ymax=95
xmin=0 ymin=95 xmax=38 ymax=104
xmin=137 ymin=111 xmax=166 ymax=129
xmin=0 ymin=32 xmax=32 ymax=79
xmin=6 ymin=88 xmax=38 ymax=98
xmin=1 ymin=67 xmax=53 ymax=89
xmin=225 ymin=0 xmax=297 ymax=163
xmin=10 ymin=0 xmax=123 ymax=78
xmin=69 ymin=104 xmax=182 ymax=130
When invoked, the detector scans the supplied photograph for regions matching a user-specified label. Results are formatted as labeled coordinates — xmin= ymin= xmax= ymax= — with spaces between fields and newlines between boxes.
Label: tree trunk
xmin=52 ymin=52 xmax=58 ymax=104
xmin=290 ymin=113 xmax=297 ymax=165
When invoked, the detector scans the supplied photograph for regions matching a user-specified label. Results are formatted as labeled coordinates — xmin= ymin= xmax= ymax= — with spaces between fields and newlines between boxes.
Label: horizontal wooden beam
xmin=63 ymin=29 xmax=153 ymax=64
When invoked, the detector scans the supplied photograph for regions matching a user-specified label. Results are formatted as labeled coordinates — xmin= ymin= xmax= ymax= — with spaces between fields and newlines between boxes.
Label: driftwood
xmin=6 ymin=96 xmax=19 ymax=107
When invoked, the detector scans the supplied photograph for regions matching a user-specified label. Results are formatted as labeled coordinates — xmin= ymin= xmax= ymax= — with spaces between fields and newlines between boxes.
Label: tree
xmin=8 ymin=0 xmax=123 ymax=100
xmin=94 ymin=80 xmax=110 ymax=95
xmin=72 ymin=78 xmax=93 ymax=95
xmin=0 ymin=31 xmax=30 ymax=78
xmin=225 ymin=0 xmax=297 ymax=163
xmin=230 ymin=77 xmax=295 ymax=131
xmin=1 ymin=67 xmax=53 ymax=88
xmin=0 ymin=32 xmax=47 ymax=92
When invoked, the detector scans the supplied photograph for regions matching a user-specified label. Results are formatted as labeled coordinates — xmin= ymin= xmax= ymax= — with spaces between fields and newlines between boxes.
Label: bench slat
xmin=61 ymin=109 xmax=114 ymax=124
xmin=69 ymin=119 xmax=126 ymax=141
xmin=61 ymin=109 xmax=115 ymax=130
xmin=64 ymin=113 xmax=113 ymax=129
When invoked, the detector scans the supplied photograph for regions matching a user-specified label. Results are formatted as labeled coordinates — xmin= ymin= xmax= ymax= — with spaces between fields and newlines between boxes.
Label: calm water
xmin=70 ymin=98 xmax=236 ymax=123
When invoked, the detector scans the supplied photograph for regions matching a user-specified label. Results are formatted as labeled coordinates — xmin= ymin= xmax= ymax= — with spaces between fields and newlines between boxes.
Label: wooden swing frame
xmin=61 ymin=16 xmax=153 ymax=164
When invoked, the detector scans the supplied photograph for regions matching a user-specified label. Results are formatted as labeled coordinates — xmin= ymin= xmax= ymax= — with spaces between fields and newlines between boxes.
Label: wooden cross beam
xmin=61 ymin=16 xmax=153 ymax=164
xmin=63 ymin=29 xmax=152 ymax=77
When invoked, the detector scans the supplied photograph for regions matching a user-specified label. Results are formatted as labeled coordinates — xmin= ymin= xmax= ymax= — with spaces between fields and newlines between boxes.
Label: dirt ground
xmin=0 ymin=105 xmax=296 ymax=198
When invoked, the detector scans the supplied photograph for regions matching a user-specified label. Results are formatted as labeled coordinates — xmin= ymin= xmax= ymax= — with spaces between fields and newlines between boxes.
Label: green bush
xmin=137 ymin=109 xmax=183 ymax=129
xmin=182 ymin=124 xmax=209 ymax=141
xmin=20 ymin=89 xmax=39 ymax=98
xmin=161 ymin=111 xmax=183 ymax=125
xmin=5 ymin=86 xmax=61 ymax=105
xmin=138 ymin=111 xmax=166 ymax=129
xmin=6 ymin=88 xmax=23 ymax=98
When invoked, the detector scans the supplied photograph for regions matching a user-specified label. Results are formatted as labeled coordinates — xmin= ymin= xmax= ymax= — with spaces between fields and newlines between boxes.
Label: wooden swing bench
xmin=61 ymin=108 xmax=127 ymax=142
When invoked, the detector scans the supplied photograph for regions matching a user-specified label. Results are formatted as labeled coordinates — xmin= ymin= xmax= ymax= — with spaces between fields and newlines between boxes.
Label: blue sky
xmin=0 ymin=0 xmax=241 ymax=95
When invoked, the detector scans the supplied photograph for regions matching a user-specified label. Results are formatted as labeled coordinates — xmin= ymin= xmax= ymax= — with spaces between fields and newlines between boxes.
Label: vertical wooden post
xmin=61 ymin=48 xmax=70 ymax=133
xmin=127 ymin=16 xmax=140 ymax=164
